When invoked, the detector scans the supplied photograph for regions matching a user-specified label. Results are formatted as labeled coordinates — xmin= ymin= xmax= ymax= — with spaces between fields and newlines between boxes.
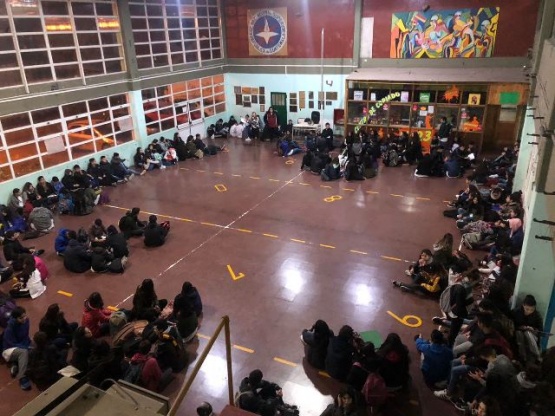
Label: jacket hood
xmin=130 ymin=353 xmax=148 ymax=364
xmin=57 ymin=228 xmax=69 ymax=237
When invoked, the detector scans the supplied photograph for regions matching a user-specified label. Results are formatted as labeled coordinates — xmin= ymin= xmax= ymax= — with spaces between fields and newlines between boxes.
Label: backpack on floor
xmin=384 ymin=149 xmax=399 ymax=167
xmin=0 ymin=291 xmax=17 ymax=328
xmin=362 ymin=371 xmax=388 ymax=407
xmin=123 ymin=360 xmax=144 ymax=385
xmin=109 ymin=310 xmax=128 ymax=337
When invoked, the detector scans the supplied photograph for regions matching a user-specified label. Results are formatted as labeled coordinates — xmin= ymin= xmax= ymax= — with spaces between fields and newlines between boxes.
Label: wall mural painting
xmin=390 ymin=7 xmax=500 ymax=59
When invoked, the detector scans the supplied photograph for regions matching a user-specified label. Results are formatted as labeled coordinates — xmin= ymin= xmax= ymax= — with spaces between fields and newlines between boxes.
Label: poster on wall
xmin=248 ymin=8 xmax=288 ymax=56
xmin=390 ymin=7 xmax=500 ymax=59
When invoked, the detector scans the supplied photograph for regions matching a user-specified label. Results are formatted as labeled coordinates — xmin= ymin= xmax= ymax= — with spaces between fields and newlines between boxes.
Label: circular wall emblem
xmin=248 ymin=9 xmax=287 ymax=55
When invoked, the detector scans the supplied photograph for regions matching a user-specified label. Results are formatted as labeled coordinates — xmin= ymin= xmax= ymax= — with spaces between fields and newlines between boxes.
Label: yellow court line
xmin=233 ymin=345 xmax=255 ymax=354
xmin=268 ymin=178 xmax=280 ymax=182
xmin=320 ymin=244 xmax=335 ymax=249
xmin=320 ymin=185 xmax=332 ymax=189
xmin=443 ymin=200 xmax=451 ymax=203
xmin=196 ymin=169 xmax=206 ymax=172
xmin=318 ymin=371 xmax=331 ymax=378
xmin=390 ymin=194 xmax=404 ymax=197
xmin=57 ymin=290 xmax=73 ymax=297
xmin=201 ymin=222 xmax=219 ymax=227
xmin=198 ymin=333 xmax=210 ymax=340
xmin=343 ymin=188 xmax=355 ymax=192
xmin=263 ymin=233 xmax=279 ymax=238
xmin=232 ymin=174 xmax=242 ymax=177
xmin=107 ymin=306 xmax=119 ymax=312
xmin=180 ymin=218 xmax=193 ymax=222
xmin=416 ymin=197 xmax=431 ymax=201
xmin=213 ymin=172 xmax=224 ymax=175
xmin=237 ymin=228 xmax=253 ymax=233
xmin=298 ymin=182 xmax=310 ymax=186
xmin=381 ymin=255 xmax=402 ymax=261
xmin=273 ymin=357 xmax=297 ymax=367
xmin=249 ymin=176 xmax=261 ymax=180
xmin=366 ymin=191 xmax=379 ymax=194
xmin=179 ymin=167 xmax=190 ymax=170
xmin=290 ymin=238 xmax=306 ymax=243
xmin=350 ymin=250 xmax=368 ymax=255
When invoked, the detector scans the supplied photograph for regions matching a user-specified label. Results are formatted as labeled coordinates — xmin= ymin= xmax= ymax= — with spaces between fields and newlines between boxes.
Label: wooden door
xmin=271 ymin=92 xmax=287 ymax=128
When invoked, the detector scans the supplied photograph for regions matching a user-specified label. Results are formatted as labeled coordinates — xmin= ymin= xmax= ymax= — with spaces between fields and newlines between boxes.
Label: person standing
xmin=263 ymin=107 xmax=279 ymax=142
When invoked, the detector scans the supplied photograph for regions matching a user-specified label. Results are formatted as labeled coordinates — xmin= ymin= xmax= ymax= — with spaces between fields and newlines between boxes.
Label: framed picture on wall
xmin=260 ymin=95 xmax=266 ymax=104
xmin=235 ymin=94 xmax=242 ymax=105
xmin=234 ymin=86 xmax=241 ymax=94
xmin=309 ymin=101 xmax=314 ymax=109
xmin=260 ymin=105 xmax=265 ymax=113
xmin=468 ymin=93 xmax=481 ymax=105
xmin=243 ymin=95 xmax=251 ymax=107
xmin=252 ymin=95 xmax=258 ymax=104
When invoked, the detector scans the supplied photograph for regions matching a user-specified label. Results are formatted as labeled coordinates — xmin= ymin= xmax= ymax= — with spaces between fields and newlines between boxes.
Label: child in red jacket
xmin=81 ymin=292 xmax=111 ymax=337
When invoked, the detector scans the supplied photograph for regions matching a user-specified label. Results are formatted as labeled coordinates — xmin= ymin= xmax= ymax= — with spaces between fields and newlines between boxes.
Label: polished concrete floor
xmin=0 ymin=138 xmax=467 ymax=416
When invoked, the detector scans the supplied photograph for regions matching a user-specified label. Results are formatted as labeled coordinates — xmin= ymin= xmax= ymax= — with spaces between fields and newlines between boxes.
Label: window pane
xmin=81 ymin=48 xmax=102 ymax=60
xmin=75 ymin=18 xmax=97 ymax=31
xmin=14 ymin=18 xmax=42 ymax=32
xmin=146 ymin=6 xmax=163 ymax=16
xmin=151 ymin=43 xmax=167 ymax=54
xmin=55 ymin=64 xmax=80 ymax=79
xmin=95 ymin=3 xmax=114 ymax=16
xmin=105 ymin=60 xmax=122 ymax=73
xmin=0 ymin=71 xmax=22 ymax=87
xmin=136 ymin=44 xmax=150 ymax=55
xmin=13 ymin=159 xmax=41 ymax=178
xmin=18 ymin=35 xmax=46 ymax=49
xmin=5 ymin=128 xmax=34 ymax=146
xmin=0 ymin=166 xmax=13 ymax=183
xmin=129 ymin=5 xmax=145 ymax=16
xmin=0 ymin=53 xmax=18 ymax=68
xmin=200 ymin=50 xmax=211 ymax=60
xmin=150 ymin=31 xmax=165 ymax=42
xmin=25 ymin=67 xmax=53 ymax=83
xmin=21 ymin=51 xmax=49 ymax=66
xmin=171 ymin=53 xmax=184 ymax=65
xmin=42 ymin=150 xmax=69 ymax=169
xmin=131 ymin=18 xmax=147 ymax=30
xmin=100 ymin=32 xmax=118 ymax=44
xmin=0 ymin=36 xmax=14 ymax=51
xmin=72 ymin=2 xmax=94 ymax=15
xmin=77 ymin=33 xmax=99 ymax=46
xmin=52 ymin=49 xmax=77 ymax=63
xmin=103 ymin=46 xmax=121 ymax=59
xmin=42 ymin=1 xmax=69 ymax=15
xmin=62 ymin=102 xmax=88 ymax=117
xmin=133 ymin=31 xmax=148 ymax=43
xmin=31 ymin=107 xmax=60 ymax=124
xmin=36 ymin=122 xmax=63 ymax=137
xmin=153 ymin=55 xmax=168 ymax=67
xmin=110 ymin=94 xmax=127 ymax=107
xmin=137 ymin=56 xmax=151 ymax=69
xmin=88 ymin=97 xmax=108 ymax=112
xmin=48 ymin=34 xmax=74 ymax=47
xmin=1 ymin=113 xmax=30 ymax=130
xmin=83 ymin=62 xmax=102 ymax=76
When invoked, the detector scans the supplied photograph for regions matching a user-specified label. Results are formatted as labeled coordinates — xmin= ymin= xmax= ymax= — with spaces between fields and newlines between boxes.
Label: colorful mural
xmin=390 ymin=7 xmax=500 ymax=59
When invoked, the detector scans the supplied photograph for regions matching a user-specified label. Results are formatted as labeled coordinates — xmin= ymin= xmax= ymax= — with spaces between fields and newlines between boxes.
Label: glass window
xmin=410 ymin=104 xmax=435 ymax=129
xmin=367 ymin=107 xmax=388 ymax=126
xmin=459 ymin=107 xmax=485 ymax=132
xmin=347 ymin=102 xmax=366 ymax=124
xmin=368 ymin=86 xmax=390 ymax=102
xmin=435 ymin=106 xmax=459 ymax=132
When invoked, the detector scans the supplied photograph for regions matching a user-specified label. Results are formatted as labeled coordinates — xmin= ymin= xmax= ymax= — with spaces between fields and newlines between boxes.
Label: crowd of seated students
xmin=1 ymin=277 xmax=204 ymax=393
xmin=299 ymin=320 xmax=412 ymax=414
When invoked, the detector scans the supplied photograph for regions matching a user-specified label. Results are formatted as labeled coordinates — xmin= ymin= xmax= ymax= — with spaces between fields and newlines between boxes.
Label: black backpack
xmin=123 ymin=360 xmax=144 ymax=385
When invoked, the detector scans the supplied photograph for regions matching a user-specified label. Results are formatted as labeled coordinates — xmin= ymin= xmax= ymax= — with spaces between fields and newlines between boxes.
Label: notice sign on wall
xmin=248 ymin=8 xmax=288 ymax=56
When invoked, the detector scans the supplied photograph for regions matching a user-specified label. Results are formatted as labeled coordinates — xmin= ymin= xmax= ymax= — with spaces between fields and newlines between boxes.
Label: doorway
xmin=271 ymin=92 xmax=287 ymax=128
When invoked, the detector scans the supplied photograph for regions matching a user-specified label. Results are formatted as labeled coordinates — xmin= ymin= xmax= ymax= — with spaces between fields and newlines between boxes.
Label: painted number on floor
xmin=387 ymin=310 xmax=422 ymax=328
xmin=215 ymin=184 xmax=227 ymax=192
xmin=323 ymin=195 xmax=342 ymax=203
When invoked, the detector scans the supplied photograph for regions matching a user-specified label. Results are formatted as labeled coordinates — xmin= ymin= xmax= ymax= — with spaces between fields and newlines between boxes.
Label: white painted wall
xmin=224 ymin=73 xmax=346 ymax=128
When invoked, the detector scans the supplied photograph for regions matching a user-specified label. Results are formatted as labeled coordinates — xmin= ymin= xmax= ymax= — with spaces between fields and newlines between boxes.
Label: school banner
xmin=390 ymin=7 xmax=500 ymax=58
xmin=248 ymin=7 xmax=288 ymax=56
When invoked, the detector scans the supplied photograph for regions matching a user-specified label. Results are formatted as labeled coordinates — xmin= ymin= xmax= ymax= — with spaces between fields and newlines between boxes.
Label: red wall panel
xmin=362 ymin=0 xmax=539 ymax=58
xmin=224 ymin=0 xmax=356 ymax=59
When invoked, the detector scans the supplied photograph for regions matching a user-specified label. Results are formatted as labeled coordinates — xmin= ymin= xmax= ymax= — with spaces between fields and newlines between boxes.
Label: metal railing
xmin=168 ymin=315 xmax=234 ymax=416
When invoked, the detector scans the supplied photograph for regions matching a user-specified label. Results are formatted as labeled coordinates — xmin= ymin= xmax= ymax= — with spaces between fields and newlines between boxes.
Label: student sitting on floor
xmin=82 ymin=292 xmax=111 ymax=338
xmin=89 ymin=218 xmax=107 ymax=247
xmin=175 ymin=281 xmax=203 ymax=317
xmin=63 ymin=231 xmax=92 ymax=273
xmin=301 ymin=319 xmax=334 ymax=370
xmin=132 ymin=278 xmax=167 ymax=322
xmin=377 ymin=333 xmax=410 ymax=391
xmin=144 ymin=215 xmax=170 ymax=247
xmin=512 ymin=295 xmax=544 ymax=364
xmin=152 ymin=319 xmax=187 ymax=372
xmin=119 ymin=207 xmax=146 ymax=239
xmin=2 ymin=306 xmax=33 ymax=390
xmin=54 ymin=228 xmax=72 ymax=256
xmin=392 ymin=262 xmax=445 ymax=297
xmin=127 ymin=339 xmax=173 ymax=392
xmin=172 ymin=296 xmax=198 ymax=343
xmin=325 ymin=325 xmax=360 ymax=381
xmin=415 ymin=330 xmax=453 ymax=387
xmin=10 ymin=254 xmax=46 ymax=299
xmin=106 ymin=225 xmax=129 ymax=259
xmin=28 ymin=206 xmax=54 ymax=234
xmin=26 ymin=331 xmax=66 ymax=391
xmin=90 ymin=245 xmax=127 ymax=273
xmin=321 ymin=157 xmax=341 ymax=181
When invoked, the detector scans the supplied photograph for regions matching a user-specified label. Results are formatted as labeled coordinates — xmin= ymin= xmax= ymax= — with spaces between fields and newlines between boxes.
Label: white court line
xmin=113 ymin=170 xmax=304 ymax=308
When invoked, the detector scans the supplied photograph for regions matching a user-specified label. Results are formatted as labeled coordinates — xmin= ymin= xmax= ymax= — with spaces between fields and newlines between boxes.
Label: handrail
xmin=167 ymin=315 xmax=234 ymax=416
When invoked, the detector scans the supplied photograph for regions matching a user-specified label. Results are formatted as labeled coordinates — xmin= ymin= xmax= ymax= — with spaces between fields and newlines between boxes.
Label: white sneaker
xmin=160 ymin=165 xmax=166 ymax=169
xmin=433 ymin=389 xmax=451 ymax=400
xmin=404 ymin=269 xmax=412 ymax=276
